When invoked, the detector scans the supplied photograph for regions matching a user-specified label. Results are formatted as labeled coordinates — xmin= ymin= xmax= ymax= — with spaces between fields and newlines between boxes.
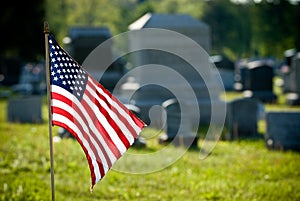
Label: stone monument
xmin=7 ymin=95 xmax=43 ymax=123
xmin=226 ymin=98 xmax=261 ymax=140
xmin=266 ymin=112 xmax=300 ymax=151
xmin=286 ymin=52 xmax=300 ymax=105
xmin=210 ymin=55 xmax=235 ymax=91
xmin=117 ymin=13 xmax=225 ymax=147
xmin=243 ymin=59 xmax=277 ymax=103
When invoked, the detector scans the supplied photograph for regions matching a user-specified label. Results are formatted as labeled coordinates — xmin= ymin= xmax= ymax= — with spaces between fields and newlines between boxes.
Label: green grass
xmin=1 ymin=89 xmax=300 ymax=200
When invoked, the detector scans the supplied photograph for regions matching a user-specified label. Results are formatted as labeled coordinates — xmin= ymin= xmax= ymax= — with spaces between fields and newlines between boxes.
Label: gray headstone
xmin=119 ymin=13 xmax=224 ymax=127
xmin=286 ymin=53 xmax=300 ymax=105
xmin=128 ymin=13 xmax=211 ymax=53
xmin=243 ymin=59 xmax=277 ymax=103
xmin=226 ymin=98 xmax=260 ymax=140
xmin=158 ymin=99 xmax=198 ymax=148
xmin=67 ymin=27 xmax=126 ymax=92
xmin=7 ymin=96 xmax=43 ymax=123
xmin=210 ymin=55 xmax=235 ymax=91
xmin=233 ymin=59 xmax=248 ymax=91
xmin=265 ymin=112 xmax=300 ymax=151
xmin=282 ymin=49 xmax=297 ymax=93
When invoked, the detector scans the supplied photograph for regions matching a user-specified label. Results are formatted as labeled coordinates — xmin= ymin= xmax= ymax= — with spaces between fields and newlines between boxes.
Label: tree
xmin=202 ymin=0 xmax=252 ymax=60
xmin=0 ymin=0 xmax=45 ymax=62
xmin=250 ymin=0 xmax=300 ymax=58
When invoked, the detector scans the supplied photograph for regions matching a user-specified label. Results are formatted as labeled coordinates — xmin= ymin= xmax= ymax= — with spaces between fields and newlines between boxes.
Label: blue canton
xmin=48 ymin=35 xmax=88 ymax=100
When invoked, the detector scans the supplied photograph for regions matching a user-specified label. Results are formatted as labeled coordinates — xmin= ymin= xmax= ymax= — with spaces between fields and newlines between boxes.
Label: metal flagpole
xmin=44 ymin=21 xmax=55 ymax=201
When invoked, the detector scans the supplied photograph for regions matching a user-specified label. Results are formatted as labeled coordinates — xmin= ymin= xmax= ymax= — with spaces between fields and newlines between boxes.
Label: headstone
xmin=158 ymin=99 xmax=198 ymax=148
xmin=233 ymin=59 xmax=248 ymax=91
xmin=243 ymin=59 xmax=277 ymax=103
xmin=7 ymin=96 xmax=43 ymax=123
xmin=65 ymin=26 xmax=125 ymax=92
xmin=286 ymin=52 xmax=300 ymax=105
xmin=210 ymin=55 xmax=235 ymax=91
xmin=226 ymin=98 xmax=261 ymax=140
xmin=282 ymin=49 xmax=297 ymax=93
xmin=119 ymin=13 xmax=224 ymax=127
xmin=265 ymin=112 xmax=300 ymax=151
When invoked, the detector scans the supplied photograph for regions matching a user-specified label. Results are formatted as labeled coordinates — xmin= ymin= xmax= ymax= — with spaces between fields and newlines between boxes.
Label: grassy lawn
xmin=1 ymin=83 xmax=300 ymax=200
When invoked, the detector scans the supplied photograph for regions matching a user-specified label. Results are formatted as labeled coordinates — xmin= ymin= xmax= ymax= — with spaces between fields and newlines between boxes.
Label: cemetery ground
xmin=1 ymin=80 xmax=300 ymax=201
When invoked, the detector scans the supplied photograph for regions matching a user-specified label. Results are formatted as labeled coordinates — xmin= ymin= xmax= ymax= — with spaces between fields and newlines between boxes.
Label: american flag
xmin=48 ymin=34 xmax=146 ymax=190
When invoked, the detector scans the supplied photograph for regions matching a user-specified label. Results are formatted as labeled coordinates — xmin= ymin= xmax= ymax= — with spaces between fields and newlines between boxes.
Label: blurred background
xmin=1 ymin=0 xmax=300 ymax=93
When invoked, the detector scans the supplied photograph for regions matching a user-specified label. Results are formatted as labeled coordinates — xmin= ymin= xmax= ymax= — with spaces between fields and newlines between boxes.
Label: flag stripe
xmin=80 ymin=97 xmax=122 ymax=159
xmin=87 ymin=81 xmax=139 ymax=140
xmin=85 ymin=83 xmax=132 ymax=147
xmin=52 ymin=102 xmax=111 ymax=170
xmin=52 ymin=115 xmax=103 ymax=183
xmin=90 ymin=78 xmax=144 ymax=134
xmin=82 ymin=91 xmax=127 ymax=154
xmin=51 ymin=88 xmax=118 ymax=164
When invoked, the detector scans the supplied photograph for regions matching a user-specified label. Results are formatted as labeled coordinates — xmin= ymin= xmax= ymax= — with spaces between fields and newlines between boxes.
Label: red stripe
xmin=99 ymin=82 xmax=147 ymax=129
xmin=52 ymin=92 xmax=115 ymax=167
xmin=88 ymin=79 xmax=142 ymax=138
xmin=52 ymin=107 xmax=106 ymax=179
xmin=85 ymin=83 xmax=131 ymax=148
xmin=92 ymin=78 xmax=146 ymax=129
xmin=80 ymin=93 xmax=122 ymax=158
xmin=52 ymin=120 xmax=103 ymax=186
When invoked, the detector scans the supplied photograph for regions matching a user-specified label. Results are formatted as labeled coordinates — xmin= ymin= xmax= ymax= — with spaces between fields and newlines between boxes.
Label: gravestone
xmin=233 ymin=59 xmax=248 ymax=91
xmin=265 ymin=112 xmax=300 ymax=151
xmin=120 ymin=12 xmax=224 ymax=126
xmin=65 ymin=26 xmax=126 ymax=92
xmin=158 ymin=99 xmax=198 ymax=148
xmin=286 ymin=52 xmax=300 ymax=105
xmin=282 ymin=49 xmax=297 ymax=93
xmin=243 ymin=59 xmax=277 ymax=103
xmin=226 ymin=98 xmax=261 ymax=140
xmin=210 ymin=55 xmax=235 ymax=91
xmin=7 ymin=96 xmax=43 ymax=123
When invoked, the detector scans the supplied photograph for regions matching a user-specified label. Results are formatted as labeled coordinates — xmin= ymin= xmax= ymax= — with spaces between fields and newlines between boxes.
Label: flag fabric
xmin=48 ymin=34 xmax=146 ymax=190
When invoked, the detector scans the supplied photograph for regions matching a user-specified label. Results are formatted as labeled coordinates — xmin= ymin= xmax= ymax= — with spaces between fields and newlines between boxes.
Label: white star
xmin=54 ymin=76 xmax=58 ymax=81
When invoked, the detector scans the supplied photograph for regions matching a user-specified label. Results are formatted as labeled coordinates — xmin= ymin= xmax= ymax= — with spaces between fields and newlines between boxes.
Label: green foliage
xmin=1 ymin=98 xmax=300 ymax=200
xmin=1 ymin=1 xmax=45 ymax=62
xmin=250 ymin=0 xmax=300 ymax=58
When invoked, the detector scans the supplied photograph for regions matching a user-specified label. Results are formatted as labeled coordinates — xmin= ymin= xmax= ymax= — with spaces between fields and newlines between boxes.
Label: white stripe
xmin=52 ymin=113 xmax=102 ymax=182
xmin=52 ymin=85 xmax=117 ymax=163
xmin=89 ymin=77 xmax=142 ymax=134
xmin=52 ymin=98 xmax=109 ymax=171
xmin=86 ymin=84 xmax=135 ymax=144
xmin=83 ymin=92 xmax=127 ymax=154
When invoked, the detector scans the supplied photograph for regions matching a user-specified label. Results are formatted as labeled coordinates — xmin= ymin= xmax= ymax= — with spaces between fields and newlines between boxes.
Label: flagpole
xmin=44 ymin=21 xmax=55 ymax=201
